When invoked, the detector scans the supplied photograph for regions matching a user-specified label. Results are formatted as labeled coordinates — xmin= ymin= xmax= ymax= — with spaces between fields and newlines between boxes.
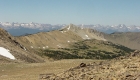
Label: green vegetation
xmin=38 ymin=39 xmax=134 ymax=60
xmin=37 ymin=49 xmax=82 ymax=60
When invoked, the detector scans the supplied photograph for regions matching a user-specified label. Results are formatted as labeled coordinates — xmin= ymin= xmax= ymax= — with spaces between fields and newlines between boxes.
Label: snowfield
xmin=0 ymin=47 xmax=15 ymax=60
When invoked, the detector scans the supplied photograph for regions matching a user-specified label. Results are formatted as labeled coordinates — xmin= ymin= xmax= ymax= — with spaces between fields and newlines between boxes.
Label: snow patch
xmin=57 ymin=45 xmax=61 ymax=47
xmin=127 ymin=27 xmax=131 ymax=29
xmin=0 ymin=47 xmax=15 ymax=60
xmin=136 ymin=27 xmax=140 ymax=29
xmin=67 ymin=41 xmax=70 ymax=43
xmin=46 ymin=46 xmax=49 ymax=48
xmin=24 ymin=47 xmax=26 ymax=50
xmin=61 ymin=31 xmax=64 ymax=33
xmin=85 ymin=35 xmax=90 ymax=39
xmin=43 ymin=47 xmax=45 ymax=49
xmin=85 ymin=35 xmax=89 ymax=37
xmin=111 ymin=26 xmax=114 ymax=27
xmin=67 ymin=25 xmax=70 ymax=30
xmin=31 ymin=46 xmax=33 ymax=48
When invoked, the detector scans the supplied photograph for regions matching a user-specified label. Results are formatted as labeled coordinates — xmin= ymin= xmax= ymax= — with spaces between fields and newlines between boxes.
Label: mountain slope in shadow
xmin=104 ymin=32 xmax=140 ymax=50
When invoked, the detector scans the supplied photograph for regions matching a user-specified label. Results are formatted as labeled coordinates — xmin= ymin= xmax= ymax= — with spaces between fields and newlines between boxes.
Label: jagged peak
xmin=60 ymin=24 xmax=89 ymax=32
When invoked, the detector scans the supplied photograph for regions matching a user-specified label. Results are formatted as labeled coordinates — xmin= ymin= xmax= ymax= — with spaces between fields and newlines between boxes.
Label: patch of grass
xmin=37 ymin=39 xmax=134 ymax=60
xmin=38 ymin=49 xmax=82 ymax=60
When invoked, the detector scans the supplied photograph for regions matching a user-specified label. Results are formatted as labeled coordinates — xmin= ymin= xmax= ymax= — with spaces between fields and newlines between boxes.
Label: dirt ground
xmin=0 ymin=59 xmax=99 ymax=80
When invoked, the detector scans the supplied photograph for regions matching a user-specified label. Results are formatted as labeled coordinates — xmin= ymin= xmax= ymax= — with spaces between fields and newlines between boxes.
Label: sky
xmin=0 ymin=0 xmax=140 ymax=25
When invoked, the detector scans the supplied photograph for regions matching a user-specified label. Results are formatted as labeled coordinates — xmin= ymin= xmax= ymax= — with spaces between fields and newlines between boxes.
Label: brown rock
xmin=80 ymin=63 xmax=86 ymax=67
xmin=136 ymin=75 xmax=140 ymax=80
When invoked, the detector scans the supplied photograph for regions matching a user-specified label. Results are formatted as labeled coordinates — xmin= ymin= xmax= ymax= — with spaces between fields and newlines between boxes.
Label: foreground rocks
xmin=40 ymin=51 xmax=140 ymax=80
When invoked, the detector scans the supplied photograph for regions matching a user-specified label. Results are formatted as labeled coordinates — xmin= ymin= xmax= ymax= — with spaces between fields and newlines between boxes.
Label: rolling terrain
xmin=15 ymin=24 xmax=106 ymax=50
xmin=15 ymin=24 xmax=140 ymax=51
xmin=0 ymin=25 xmax=140 ymax=80
xmin=15 ymin=24 xmax=134 ymax=60
xmin=1 ymin=24 xmax=139 ymax=62
xmin=38 ymin=39 xmax=134 ymax=60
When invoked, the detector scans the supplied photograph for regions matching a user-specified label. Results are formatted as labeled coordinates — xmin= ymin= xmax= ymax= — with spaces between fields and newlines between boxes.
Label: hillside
xmin=14 ymin=24 xmax=134 ymax=60
xmin=15 ymin=24 xmax=106 ymax=50
xmin=104 ymin=32 xmax=140 ymax=50
xmin=38 ymin=39 xmax=134 ymax=60
xmin=62 ymin=24 xmax=106 ymax=41
xmin=1 ymin=24 xmax=139 ymax=62
xmin=45 ymin=50 xmax=140 ymax=80
xmin=15 ymin=30 xmax=82 ymax=49
xmin=0 ymin=28 xmax=43 ymax=63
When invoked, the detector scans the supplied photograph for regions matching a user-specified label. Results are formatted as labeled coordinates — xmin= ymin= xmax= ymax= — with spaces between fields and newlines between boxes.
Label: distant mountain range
xmin=78 ymin=24 xmax=140 ymax=34
xmin=0 ymin=22 xmax=140 ymax=36
xmin=0 ymin=22 xmax=65 ymax=36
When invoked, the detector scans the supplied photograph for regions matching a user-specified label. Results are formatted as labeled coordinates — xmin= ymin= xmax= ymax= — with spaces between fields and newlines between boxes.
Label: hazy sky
xmin=0 ymin=0 xmax=140 ymax=25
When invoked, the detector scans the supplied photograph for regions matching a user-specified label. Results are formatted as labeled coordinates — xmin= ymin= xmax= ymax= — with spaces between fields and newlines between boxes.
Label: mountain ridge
xmin=0 ymin=24 xmax=140 ymax=63
xmin=15 ymin=24 xmax=106 ymax=50
xmin=0 ymin=22 xmax=140 ymax=36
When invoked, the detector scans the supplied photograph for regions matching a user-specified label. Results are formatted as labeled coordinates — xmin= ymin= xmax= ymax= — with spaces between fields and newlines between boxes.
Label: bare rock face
xmin=44 ymin=50 xmax=140 ymax=80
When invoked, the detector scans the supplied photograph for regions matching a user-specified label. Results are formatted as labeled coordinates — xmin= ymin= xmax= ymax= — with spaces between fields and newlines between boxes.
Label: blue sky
xmin=0 ymin=0 xmax=140 ymax=25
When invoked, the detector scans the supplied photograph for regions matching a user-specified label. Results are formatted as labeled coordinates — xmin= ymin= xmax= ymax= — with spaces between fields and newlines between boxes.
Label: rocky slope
xmin=0 ymin=28 xmax=43 ymax=63
xmin=44 ymin=50 xmax=140 ymax=80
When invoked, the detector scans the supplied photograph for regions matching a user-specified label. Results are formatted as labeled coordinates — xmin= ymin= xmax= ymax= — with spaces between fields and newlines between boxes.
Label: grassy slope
xmin=0 ymin=59 xmax=98 ymax=80
xmin=38 ymin=39 xmax=134 ymax=60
